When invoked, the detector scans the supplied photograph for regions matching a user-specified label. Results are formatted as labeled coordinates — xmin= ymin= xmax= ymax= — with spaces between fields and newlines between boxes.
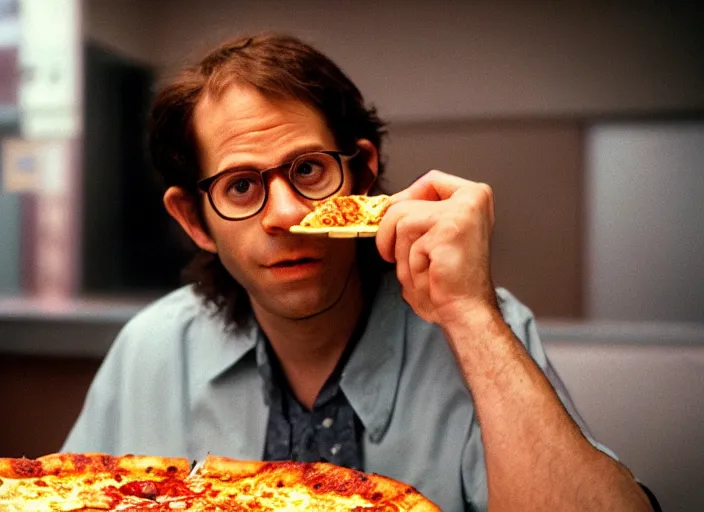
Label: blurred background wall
xmin=86 ymin=0 xmax=704 ymax=118
xmin=1 ymin=1 xmax=703 ymax=511
xmin=82 ymin=0 xmax=704 ymax=319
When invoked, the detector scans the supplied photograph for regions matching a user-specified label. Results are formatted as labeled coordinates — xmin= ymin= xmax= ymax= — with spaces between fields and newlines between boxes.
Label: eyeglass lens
xmin=209 ymin=152 xmax=343 ymax=219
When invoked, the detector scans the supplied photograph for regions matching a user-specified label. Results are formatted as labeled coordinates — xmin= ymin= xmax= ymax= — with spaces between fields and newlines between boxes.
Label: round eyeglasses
xmin=197 ymin=150 xmax=358 ymax=221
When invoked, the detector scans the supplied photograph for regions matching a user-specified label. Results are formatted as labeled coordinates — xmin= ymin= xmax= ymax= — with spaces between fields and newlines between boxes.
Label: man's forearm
xmin=441 ymin=305 xmax=653 ymax=512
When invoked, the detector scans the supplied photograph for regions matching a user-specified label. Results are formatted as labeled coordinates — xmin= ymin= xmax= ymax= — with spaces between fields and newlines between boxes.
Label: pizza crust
xmin=195 ymin=456 xmax=267 ymax=480
xmin=289 ymin=225 xmax=379 ymax=237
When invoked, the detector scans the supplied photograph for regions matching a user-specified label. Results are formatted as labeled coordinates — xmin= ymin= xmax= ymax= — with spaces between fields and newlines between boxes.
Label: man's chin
xmin=257 ymin=293 xmax=342 ymax=321
xmin=252 ymin=267 xmax=356 ymax=322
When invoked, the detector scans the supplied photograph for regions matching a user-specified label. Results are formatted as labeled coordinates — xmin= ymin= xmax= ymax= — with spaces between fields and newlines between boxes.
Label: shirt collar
xmin=189 ymin=303 xmax=259 ymax=390
xmin=255 ymin=332 xmax=278 ymax=406
xmin=340 ymin=273 xmax=407 ymax=443
xmin=188 ymin=272 xmax=407 ymax=443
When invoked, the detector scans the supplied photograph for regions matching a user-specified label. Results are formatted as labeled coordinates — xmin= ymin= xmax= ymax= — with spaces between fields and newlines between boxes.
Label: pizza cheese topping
xmin=0 ymin=453 xmax=439 ymax=511
xmin=299 ymin=195 xmax=391 ymax=228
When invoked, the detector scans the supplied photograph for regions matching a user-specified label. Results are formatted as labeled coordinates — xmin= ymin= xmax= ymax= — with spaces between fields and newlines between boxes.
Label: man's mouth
xmin=269 ymin=257 xmax=321 ymax=268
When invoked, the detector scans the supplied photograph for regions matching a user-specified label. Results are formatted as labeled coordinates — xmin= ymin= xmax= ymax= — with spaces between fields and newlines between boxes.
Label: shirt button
xmin=330 ymin=443 xmax=342 ymax=455
xmin=321 ymin=418 xmax=334 ymax=428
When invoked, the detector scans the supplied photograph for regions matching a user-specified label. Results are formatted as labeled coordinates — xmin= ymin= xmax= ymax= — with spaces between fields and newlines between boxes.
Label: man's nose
xmin=260 ymin=174 xmax=310 ymax=233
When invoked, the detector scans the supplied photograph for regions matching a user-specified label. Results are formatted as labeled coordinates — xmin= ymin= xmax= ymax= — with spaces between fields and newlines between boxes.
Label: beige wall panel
xmin=384 ymin=121 xmax=583 ymax=317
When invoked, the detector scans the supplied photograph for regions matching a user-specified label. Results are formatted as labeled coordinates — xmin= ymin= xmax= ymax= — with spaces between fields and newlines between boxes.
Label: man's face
xmin=190 ymin=84 xmax=363 ymax=321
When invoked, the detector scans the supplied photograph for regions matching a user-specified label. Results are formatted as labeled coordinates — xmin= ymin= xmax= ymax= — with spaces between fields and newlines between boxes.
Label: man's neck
xmin=251 ymin=272 xmax=366 ymax=409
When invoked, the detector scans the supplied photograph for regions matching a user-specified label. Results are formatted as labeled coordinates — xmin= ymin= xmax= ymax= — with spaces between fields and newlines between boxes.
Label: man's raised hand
xmin=376 ymin=170 xmax=499 ymax=326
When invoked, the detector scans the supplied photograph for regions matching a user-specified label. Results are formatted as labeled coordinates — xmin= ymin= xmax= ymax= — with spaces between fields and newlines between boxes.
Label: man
xmin=63 ymin=34 xmax=655 ymax=511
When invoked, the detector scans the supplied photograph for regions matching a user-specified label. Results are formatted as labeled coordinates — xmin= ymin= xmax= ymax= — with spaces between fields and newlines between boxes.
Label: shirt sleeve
xmin=61 ymin=289 xmax=194 ymax=457
xmin=61 ymin=322 xmax=190 ymax=456
xmin=61 ymin=330 xmax=127 ymax=454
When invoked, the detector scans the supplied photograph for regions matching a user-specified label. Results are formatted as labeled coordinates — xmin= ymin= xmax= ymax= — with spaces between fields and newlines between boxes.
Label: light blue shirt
xmin=62 ymin=272 xmax=616 ymax=511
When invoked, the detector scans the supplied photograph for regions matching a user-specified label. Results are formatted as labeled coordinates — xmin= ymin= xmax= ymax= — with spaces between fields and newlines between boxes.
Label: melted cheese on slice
xmin=188 ymin=474 xmax=379 ymax=511
xmin=300 ymin=195 xmax=390 ymax=228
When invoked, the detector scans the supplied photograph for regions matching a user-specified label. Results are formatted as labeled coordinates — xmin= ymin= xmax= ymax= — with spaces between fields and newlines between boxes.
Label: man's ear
xmin=353 ymin=139 xmax=379 ymax=194
xmin=163 ymin=186 xmax=217 ymax=253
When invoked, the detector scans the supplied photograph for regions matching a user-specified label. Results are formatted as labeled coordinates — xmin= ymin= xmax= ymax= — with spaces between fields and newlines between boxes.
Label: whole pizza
xmin=0 ymin=452 xmax=439 ymax=511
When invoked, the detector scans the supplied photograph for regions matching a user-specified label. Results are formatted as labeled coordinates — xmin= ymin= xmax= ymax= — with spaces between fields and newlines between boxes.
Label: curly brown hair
xmin=147 ymin=33 xmax=393 ymax=329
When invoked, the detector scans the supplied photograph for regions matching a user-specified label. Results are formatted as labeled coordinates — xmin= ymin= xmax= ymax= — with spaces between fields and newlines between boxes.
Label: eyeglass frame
xmin=196 ymin=149 xmax=359 ymax=221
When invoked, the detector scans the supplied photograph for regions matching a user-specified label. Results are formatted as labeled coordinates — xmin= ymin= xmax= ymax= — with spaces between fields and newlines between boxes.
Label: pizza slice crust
xmin=289 ymin=225 xmax=379 ymax=237
xmin=0 ymin=453 xmax=191 ymax=480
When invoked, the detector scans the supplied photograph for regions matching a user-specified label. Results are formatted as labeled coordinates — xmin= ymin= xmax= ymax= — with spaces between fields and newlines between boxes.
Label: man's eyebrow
xmin=220 ymin=144 xmax=327 ymax=174
xmin=277 ymin=144 xmax=327 ymax=165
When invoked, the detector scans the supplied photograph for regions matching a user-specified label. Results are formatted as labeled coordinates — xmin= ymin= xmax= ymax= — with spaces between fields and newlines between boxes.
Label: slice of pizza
xmin=290 ymin=194 xmax=391 ymax=237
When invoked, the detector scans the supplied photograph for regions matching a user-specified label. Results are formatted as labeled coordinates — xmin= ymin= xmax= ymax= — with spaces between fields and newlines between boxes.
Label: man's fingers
xmin=376 ymin=219 xmax=397 ymax=263
xmin=376 ymin=200 xmax=436 ymax=263
xmin=393 ymin=211 xmax=432 ymax=289
xmin=391 ymin=170 xmax=475 ymax=203
xmin=393 ymin=232 xmax=413 ymax=291
xmin=403 ymin=235 xmax=435 ymax=324
xmin=408 ymin=235 xmax=430 ymax=292
xmin=377 ymin=170 xmax=498 ymax=324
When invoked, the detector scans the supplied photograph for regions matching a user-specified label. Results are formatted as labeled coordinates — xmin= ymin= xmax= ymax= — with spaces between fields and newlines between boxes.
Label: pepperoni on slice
xmin=119 ymin=480 xmax=159 ymax=500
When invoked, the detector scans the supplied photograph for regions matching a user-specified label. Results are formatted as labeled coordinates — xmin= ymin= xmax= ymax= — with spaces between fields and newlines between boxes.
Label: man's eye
xmin=294 ymin=160 xmax=325 ymax=178
xmin=228 ymin=177 xmax=255 ymax=194
xmin=296 ymin=162 xmax=314 ymax=175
